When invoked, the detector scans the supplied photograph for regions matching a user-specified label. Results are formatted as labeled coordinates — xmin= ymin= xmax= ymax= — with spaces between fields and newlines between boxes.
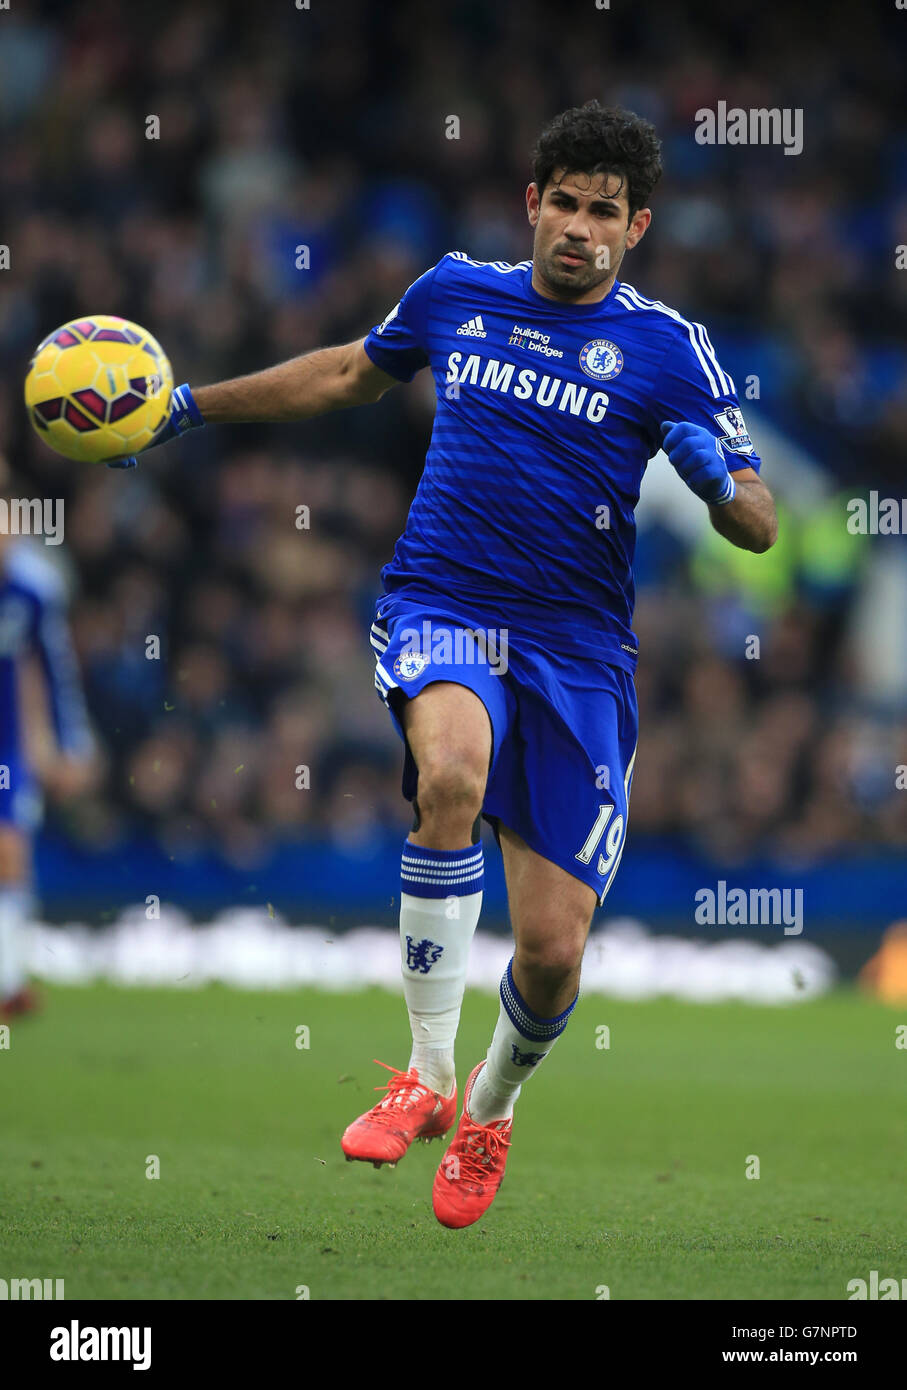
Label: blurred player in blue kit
xmin=0 ymin=456 xmax=97 ymax=1019
xmin=114 ymin=102 xmax=777 ymax=1227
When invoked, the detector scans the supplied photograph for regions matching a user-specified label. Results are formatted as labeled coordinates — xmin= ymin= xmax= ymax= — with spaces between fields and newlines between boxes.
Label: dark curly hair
xmin=531 ymin=101 xmax=663 ymax=218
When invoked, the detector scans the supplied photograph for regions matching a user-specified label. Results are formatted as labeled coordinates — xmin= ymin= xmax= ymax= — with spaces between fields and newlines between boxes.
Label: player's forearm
xmin=708 ymin=478 xmax=778 ymax=553
xmin=194 ymin=344 xmax=380 ymax=424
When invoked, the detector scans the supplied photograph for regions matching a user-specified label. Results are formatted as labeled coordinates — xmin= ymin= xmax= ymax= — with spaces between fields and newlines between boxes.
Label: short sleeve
xmin=652 ymin=327 xmax=762 ymax=474
xmin=362 ymin=262 xmax=439 ymax=383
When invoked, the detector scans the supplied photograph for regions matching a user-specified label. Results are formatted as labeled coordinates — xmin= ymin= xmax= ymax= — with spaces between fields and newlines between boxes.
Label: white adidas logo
xmin=457 ymin=315 xmax=487 ymax=338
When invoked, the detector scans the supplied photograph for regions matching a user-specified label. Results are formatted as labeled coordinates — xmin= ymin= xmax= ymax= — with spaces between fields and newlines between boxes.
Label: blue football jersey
xmin=0 ymin=542 xmax=93 ymax=769
xmin=363 ymin=254 xmax=761 ymax=672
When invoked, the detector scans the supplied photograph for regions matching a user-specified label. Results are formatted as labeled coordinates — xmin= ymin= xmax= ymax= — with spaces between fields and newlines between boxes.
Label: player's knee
xmin=415 ymin=756 xmax=486 ymax=820
xmin=515 ymin=928 xmax=588 ymax=983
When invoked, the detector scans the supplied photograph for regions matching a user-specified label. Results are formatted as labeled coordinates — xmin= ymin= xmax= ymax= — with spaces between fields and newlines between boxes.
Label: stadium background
xmin=1 ymin=0 xmax=905 ymax=968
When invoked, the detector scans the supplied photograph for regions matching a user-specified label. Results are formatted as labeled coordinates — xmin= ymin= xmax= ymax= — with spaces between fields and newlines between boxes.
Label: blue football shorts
xmin=370 ymin=594 xmax=638 ymax=905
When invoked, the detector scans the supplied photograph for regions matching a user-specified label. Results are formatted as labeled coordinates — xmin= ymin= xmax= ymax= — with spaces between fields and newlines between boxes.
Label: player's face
xmin=526 ymin=168 xmax=651 ymax=303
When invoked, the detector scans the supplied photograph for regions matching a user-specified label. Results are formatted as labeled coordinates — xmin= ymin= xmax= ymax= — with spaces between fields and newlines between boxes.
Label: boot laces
xmin=455 ymin=1117 xmax=511 ymax=1182
xmin=367 ymin=1059 xmax=432 ymax=1124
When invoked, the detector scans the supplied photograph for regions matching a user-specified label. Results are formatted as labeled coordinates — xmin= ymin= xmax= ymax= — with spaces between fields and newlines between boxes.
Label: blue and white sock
xmin=468 ymin=957 xmax=578 ymax=1123
xmin=399 ymin=839 xmax=484 ymax=1096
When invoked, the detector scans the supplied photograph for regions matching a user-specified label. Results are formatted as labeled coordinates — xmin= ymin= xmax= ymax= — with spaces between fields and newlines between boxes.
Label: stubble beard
xmin=535 ymin=237 xmax=624 ymax=302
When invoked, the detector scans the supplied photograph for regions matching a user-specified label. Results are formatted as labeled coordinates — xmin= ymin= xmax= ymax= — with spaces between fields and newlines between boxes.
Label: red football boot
xmin=432 ymin=1061 xmax=512 ymax=1228
xmin=341 ymin=1060 xmax=457 ymax=1168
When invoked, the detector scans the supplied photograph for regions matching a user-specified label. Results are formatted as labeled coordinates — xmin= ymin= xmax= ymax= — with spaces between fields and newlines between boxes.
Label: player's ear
xmin=625 ymin=208 xmax=652 ymax=250
xmin=526 ymin=182 xmax=541 ymax=227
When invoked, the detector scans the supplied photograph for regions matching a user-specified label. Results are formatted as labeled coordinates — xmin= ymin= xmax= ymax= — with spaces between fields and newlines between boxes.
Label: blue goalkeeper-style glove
xmin=106 ymin=383 xmax=205 ymax=468
xmin=660 ymin=420 xmax=736 ymax=505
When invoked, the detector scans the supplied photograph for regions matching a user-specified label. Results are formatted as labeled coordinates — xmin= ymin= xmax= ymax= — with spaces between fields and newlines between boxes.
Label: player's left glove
xmin=660 ymin=420 xmax=736 ymax=506
xmin=106 ymin=383 xmax=205 ymax=469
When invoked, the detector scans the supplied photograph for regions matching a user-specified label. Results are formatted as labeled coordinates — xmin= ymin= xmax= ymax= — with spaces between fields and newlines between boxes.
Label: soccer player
xmin=0 ymin=459 xmax=97 ymax=1018
xmin=111 ymin=102 xmax=777 ymax=1227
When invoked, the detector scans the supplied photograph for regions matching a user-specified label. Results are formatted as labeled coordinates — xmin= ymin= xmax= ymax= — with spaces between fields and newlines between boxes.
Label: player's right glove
xmin=106 ymin=383 xmax=205 ymax=469
xmin=660 ymin=420 xmax=736 ymax=506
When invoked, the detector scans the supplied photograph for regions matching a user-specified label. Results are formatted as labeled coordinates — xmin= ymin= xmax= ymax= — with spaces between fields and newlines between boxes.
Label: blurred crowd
xmin=0 ymin=0 xmax=904 ymax=870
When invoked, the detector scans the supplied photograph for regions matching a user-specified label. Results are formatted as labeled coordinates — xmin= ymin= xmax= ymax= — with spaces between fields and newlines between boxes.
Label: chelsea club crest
xmin=393 ymin=651 xmax=429 ymax=681
xmin=579 ymin=339 xmax=624 ymax=382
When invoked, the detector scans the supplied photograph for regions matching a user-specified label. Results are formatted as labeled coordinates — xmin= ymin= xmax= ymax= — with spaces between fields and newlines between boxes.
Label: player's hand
xmin=660 ymin=420 xmax=736 ymax=506
xmin=106 ymin=383 xmax=205 ymax=469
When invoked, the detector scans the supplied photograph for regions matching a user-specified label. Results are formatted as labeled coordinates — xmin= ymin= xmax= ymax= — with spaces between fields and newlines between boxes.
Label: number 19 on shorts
xmin=575 ymin=803 xmax=625 ymax=878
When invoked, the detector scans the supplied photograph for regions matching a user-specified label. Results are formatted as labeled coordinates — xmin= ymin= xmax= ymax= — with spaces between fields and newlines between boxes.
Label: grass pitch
xmin=1 ymin=982 xmax=904 ymax=1300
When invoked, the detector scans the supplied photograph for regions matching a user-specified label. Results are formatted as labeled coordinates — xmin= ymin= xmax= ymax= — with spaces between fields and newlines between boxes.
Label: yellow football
xmin=24 ymin=315 xmax=173 ymax=463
